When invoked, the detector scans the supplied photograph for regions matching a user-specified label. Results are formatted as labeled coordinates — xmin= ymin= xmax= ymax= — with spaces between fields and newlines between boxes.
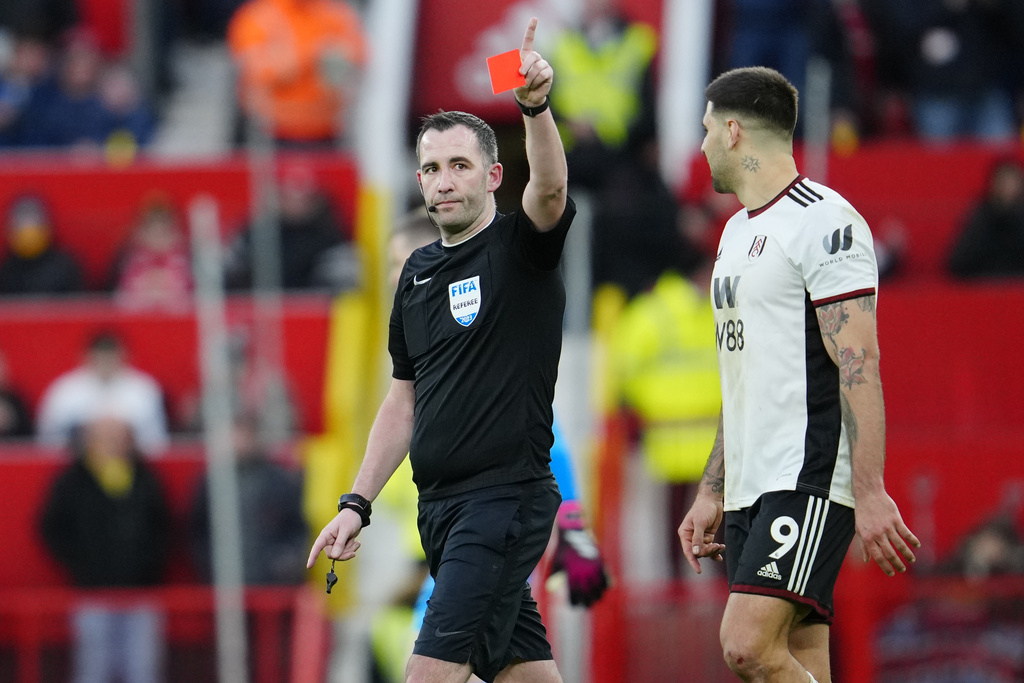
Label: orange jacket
xmin=228 ymin=0 xmax=367 ymax=142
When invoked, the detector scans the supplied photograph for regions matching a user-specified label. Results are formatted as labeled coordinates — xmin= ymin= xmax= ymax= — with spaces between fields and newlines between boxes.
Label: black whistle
xmin=326 ymin=560 xmax=338 ymax=594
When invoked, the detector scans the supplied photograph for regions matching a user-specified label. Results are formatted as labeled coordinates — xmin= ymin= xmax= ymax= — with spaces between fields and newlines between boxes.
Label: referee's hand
xmin=513 ymin=17 xmax=552 ymax=108
xmin=306 ymin=508 xmax=363 ymax=568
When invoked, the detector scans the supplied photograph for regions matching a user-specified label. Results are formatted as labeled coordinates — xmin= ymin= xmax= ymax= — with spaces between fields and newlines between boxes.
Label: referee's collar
xmin=441 ymin=214 xmax=498 ymax=248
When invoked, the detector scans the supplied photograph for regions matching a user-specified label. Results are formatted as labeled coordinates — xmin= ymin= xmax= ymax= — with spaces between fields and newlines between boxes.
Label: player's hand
xmin=854 ymin=489 xmax=920 ymax=576
xmin=306 ymin=508 xmax=364 ymax=568
xmin=514 ymin=17 xmax=553 ymax=108
xmin=679 ymin=494 xmax=725 ymax=574
xmin=549 ymin=501 xmax=609 ymax=608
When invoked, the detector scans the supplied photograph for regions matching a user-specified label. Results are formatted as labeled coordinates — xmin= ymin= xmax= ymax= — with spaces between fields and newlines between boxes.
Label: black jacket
xmin=39 ymin=455 xmax=169 ymax=587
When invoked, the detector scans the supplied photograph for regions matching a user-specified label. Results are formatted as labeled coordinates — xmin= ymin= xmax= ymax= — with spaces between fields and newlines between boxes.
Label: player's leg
xmin=722 ymin=492 xmax=853 ymax=682
xmin=493 ymin=658 xmax=562 ymax=683
xmin=788 ymin=621 xmax=830 ymax=683
xmin=720 ymin=592 xmax=810 ymax=681
xmin=405 ymin=654 xmax=474 ymax=683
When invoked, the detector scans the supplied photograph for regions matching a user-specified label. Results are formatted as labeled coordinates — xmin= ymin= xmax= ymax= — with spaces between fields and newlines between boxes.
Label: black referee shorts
xmin=413 ymin=478 xmax=561 ymax=682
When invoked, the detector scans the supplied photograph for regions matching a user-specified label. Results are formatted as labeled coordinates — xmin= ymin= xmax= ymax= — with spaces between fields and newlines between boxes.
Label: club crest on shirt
xmin=448 ymin=276 xmax=481 ymax=327
xmin=748 ymin=235 xmax=767 ymax=261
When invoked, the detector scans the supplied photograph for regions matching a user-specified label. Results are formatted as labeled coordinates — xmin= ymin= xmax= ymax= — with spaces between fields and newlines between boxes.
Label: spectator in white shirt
xmin=37 ymin=331 xmax=169 ymax=455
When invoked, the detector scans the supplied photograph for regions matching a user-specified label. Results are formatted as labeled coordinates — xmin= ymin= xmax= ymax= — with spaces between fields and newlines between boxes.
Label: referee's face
xmin=417 ymin=125 xmax=502 ymax=234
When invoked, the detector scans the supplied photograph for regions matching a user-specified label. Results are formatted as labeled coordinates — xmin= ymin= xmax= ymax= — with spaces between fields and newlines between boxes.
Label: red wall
xmin=824 ymin=141 xmax=1016 ymax=281
xmin=0 ymin=154 xmax=358 ymax=289
xmin=76 ymin=0 xmax=130 ymax=54
xmin=0 ymin=295 xmax=332 ymax=435
xmin=878 ymin=281 xmax=1024 ymax=562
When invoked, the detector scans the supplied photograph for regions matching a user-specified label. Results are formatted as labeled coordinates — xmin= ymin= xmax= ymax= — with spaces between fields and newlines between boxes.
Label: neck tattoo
xmin=741 ymin=155 xmax=761 ymax=172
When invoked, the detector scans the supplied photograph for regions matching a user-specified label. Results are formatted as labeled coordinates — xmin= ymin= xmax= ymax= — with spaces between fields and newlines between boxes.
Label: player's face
xmin=417 ymin=125 xmax=501 ymax=234
xmin=701 ymin=102 xmax=736 ymax=195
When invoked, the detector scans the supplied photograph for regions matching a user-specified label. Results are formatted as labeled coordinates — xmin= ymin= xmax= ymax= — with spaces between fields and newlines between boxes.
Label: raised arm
xmin=514 ymin=18 xmax=568 ymax=232
xmin=306 ymin=377 xmax=415 ymax=567
xmin=816 ymin=294 xmax=920 ymax=576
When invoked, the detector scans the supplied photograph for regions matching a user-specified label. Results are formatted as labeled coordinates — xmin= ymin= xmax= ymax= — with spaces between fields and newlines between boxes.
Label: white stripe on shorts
xmin=788 ymin=497 xmax=829 ymax=595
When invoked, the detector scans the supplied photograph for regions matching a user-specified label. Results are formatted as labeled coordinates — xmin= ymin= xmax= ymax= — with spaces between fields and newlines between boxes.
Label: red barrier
xmin=0 ymin=154 xmax=358 ymax=288
xmin=0 ymin=585 xmax=327 ymax=683
xmin=0 ymin=294 xmax=332 ymax=434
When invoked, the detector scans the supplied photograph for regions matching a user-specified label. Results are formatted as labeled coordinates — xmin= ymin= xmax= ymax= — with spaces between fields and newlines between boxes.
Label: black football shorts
xmin=413 ymin=478 xmax=561 ymax=681
xmin=725 ymin=490 xmax=855 ymax=624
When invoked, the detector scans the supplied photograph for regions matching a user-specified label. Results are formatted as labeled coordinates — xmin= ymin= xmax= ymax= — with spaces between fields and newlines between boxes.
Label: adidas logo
xmin=757 ymin=561 xmax=783 ymax=581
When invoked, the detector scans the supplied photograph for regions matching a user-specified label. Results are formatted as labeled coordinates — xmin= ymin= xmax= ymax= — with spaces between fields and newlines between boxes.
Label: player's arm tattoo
xmin=702 ymin=415 xmax=726 ymax=494
xmin=816 ymin=301 xmax=848 ymax=342
xmin=856 ymin=295 xmax=877 ymax=318
xmin=817 ymin=297 xmax=873 ymax=389
xmin=741 ymin=155 xmax=760 ymax=173
xmin=840 ymin=392 xmax=858 ymax=446
xmin=838 ymin=346 xmax=869 ymax=389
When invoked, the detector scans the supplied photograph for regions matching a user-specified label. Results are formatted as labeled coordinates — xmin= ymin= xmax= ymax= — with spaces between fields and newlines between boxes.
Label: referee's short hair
xmin=705 ymin=67 xmax=799 ymax=140
xmin=417 ymin=110 xmax=499 ymax=167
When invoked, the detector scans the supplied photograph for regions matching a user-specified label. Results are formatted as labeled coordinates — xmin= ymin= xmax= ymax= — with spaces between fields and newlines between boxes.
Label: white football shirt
xmin=711 ymin=176 xmax=878 ymax=511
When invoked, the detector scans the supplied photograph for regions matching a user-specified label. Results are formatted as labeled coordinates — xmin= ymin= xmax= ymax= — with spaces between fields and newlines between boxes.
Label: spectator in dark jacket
xmin=27 ymin=28 xmax=109 ymax=150
xmin=947 ymin=158 xmax=1024 ymax=279
xmin=224 ymin=162 xmax=360 ymax=292
xmin=0 ymin=195 xmax=83 ymax=295
xmin=190 ymin=413 xmax=309 ymax=585
xmin=0 ymin=350 xmax=32 ymax=438
xmin=39 ymin=415 xmax=169 ymax=683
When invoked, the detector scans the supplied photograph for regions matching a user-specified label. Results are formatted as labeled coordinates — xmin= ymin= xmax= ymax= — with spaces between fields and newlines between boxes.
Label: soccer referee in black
xmin=308 ymin=18 xmax=573 ymax=683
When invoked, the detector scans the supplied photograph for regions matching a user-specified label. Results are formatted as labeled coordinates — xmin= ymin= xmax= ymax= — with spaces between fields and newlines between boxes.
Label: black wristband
xmin=338 ymin=493 xmax=372 ymax=528
xmin=516 ymin=95 xmax=550 ymax=118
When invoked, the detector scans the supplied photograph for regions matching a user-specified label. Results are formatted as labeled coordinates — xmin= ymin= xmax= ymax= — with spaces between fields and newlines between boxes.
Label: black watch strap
xmin=516 ymin=95 xmax=550 ymax=118
xmin=338 ymin=493 xmax=372 ymax=527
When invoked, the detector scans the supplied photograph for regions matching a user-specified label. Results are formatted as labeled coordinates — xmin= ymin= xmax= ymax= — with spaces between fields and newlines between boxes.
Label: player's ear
xmin=416 ymin=171 xmax=424 ymax=195
xmin=726 ymin=118 xmax=741 ymax=150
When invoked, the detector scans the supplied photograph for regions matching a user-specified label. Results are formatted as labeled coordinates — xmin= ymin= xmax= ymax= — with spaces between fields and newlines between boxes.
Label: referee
xmin=308 ymin=18 xmax=572 ymax=683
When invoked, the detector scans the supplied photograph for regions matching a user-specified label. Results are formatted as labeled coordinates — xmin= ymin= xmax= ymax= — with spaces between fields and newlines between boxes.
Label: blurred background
xmin=0 ymin=0 xmax=1022 ymax=681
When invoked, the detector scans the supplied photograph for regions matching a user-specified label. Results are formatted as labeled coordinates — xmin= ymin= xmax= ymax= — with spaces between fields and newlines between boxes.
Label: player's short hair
xmin=705 ymin=67 xmax=799 ymax=139
xmin=416 ymin=110 xmax=499 ymax=167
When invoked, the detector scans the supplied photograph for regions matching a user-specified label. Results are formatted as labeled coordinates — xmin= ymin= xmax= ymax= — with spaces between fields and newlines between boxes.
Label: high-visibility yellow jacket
xmin=610 ymin=271 xmax=721 ymax=483
xmin=550 ymin=21 xmax=657 ymax=150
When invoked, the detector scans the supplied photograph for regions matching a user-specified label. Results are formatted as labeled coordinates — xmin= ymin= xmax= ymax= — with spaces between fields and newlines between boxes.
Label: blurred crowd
xmin=0 ymin=27 xmax=156 ymax=157
xmin=3 ymin=0 xmax=1024 ymax=155
xmin=0 ymin=0 xmax=1022 ymax=680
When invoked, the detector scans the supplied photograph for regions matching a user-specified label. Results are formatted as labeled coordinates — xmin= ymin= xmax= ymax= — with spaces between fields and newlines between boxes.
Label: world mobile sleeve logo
xmin=823 ymin=225 xmax=853 ymax=254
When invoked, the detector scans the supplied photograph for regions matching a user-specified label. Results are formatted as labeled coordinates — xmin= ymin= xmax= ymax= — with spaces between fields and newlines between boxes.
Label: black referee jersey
xmin=389 ymin=199 xmax=576 ymax=501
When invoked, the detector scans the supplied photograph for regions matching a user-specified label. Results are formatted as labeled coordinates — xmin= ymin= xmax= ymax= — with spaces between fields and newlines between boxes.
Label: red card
xmin=486 ymin=49 xmax=526 ymax=95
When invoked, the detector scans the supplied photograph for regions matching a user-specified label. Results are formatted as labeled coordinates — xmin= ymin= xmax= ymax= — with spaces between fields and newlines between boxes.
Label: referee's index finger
xmin=520 ymin=17 xmax=538 ymax=56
